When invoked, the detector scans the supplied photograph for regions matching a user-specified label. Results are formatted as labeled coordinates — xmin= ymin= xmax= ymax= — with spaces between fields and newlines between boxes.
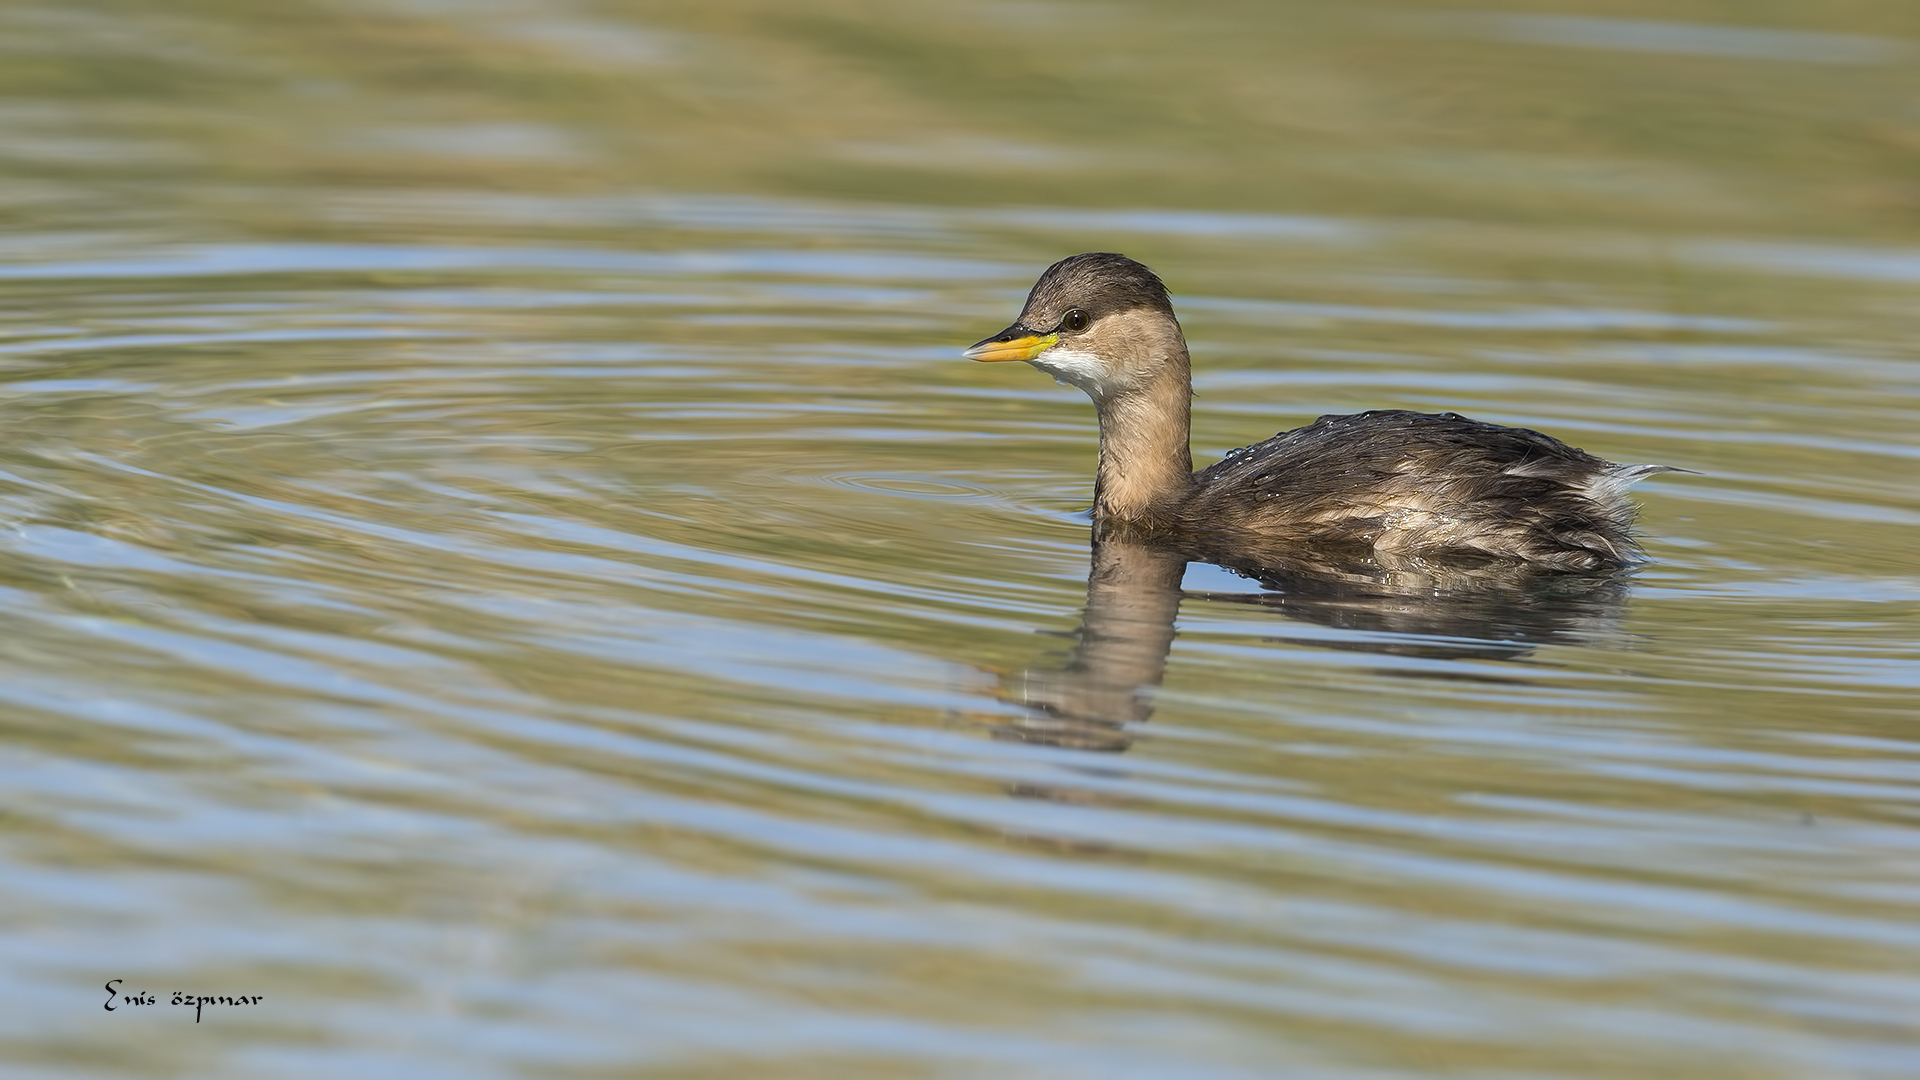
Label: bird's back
xmin=1185 ymin=410 xmax=1665 ymax=570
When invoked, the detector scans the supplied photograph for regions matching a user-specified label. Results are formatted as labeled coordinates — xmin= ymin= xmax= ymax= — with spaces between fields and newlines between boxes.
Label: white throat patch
xmin=1027 ymin=343 xmax=1112 ymax=399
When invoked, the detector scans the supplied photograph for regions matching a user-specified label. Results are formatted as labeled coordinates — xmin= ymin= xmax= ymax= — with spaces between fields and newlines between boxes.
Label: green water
xmin=1 ymin=1 xmax=1917 ymax=1077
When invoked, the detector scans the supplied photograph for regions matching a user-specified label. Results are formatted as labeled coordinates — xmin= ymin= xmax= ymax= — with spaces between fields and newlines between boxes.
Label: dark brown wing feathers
xmin=1186 ymin=411 xmax=1648 ymax=569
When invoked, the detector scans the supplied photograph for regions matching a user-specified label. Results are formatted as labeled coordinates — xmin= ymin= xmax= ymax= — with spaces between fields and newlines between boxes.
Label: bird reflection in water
xmin=986 ymin=527 xmax=1637 ymax=754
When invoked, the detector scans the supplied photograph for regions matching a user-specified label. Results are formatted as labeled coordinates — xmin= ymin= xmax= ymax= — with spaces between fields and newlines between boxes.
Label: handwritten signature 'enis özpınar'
xmin=104 ymin=980 xmax=263 ymax=1022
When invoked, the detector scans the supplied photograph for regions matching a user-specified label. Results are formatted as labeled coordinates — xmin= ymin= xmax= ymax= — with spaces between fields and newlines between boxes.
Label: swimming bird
xmin=966 ymin=253 xmax=1672 ymax=570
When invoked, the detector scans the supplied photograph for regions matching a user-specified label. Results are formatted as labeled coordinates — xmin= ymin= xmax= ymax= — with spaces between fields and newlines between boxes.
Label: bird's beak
xmin=964 ymin=324 xmax=1058 ymax=363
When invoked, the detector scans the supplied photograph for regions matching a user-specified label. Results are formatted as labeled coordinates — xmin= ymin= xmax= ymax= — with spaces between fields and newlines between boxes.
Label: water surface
xmin=2 ymin=1 xmax=1918 ymax=1076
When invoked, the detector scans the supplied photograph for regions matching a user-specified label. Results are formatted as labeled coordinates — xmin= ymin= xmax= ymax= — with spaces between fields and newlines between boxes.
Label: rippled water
xmin=3 ymin=1 xmax=1919 ymax=1076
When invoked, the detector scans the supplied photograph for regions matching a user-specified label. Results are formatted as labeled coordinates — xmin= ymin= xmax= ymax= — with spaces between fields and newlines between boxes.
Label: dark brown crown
xmin=1019 ymin=253 xmax=1175 ymax=327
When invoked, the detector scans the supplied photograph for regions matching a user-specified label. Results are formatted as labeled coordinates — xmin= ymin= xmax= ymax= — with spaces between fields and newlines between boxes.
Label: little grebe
xmin=967 ymin=253 xmax=1672 ymax=570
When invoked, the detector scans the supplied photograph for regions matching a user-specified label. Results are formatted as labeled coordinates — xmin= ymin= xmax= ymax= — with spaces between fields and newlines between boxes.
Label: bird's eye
xmin=1060 ymin=309 xmax=1089 ymax=333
